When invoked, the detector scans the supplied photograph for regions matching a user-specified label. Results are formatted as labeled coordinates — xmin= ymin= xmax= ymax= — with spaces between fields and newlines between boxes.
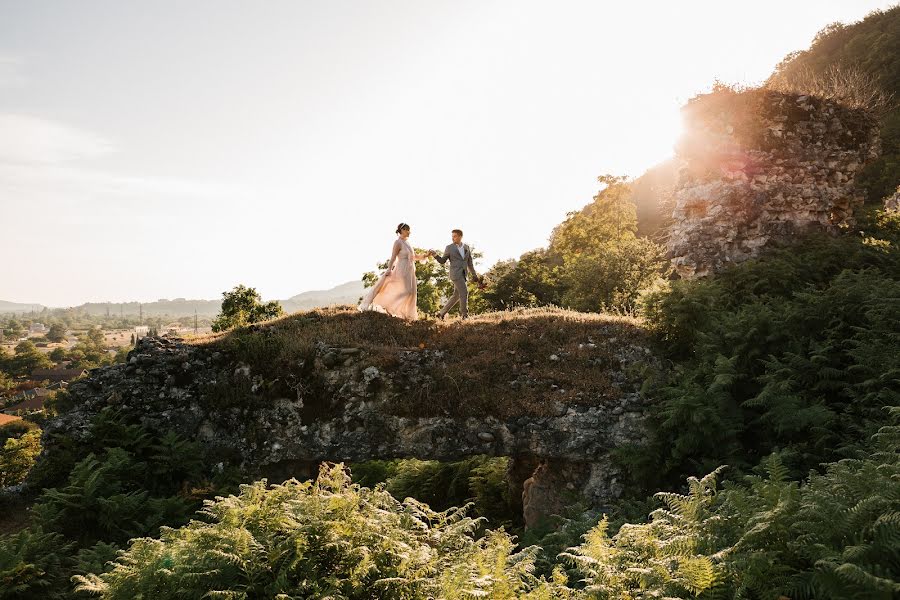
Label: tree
xmin=482 ymin=175 xmax=668 ymax=314
xmin=3 ymin=318 xmax=23 ymax=340
xmin=8 ymin=340 xmax=52 ymax=377
xmin=211 ymin=285 xmax=284 ymax=332
xmin=48 ymin=347 xmax=68 ymax=363
xmin=85 ymin=326 xmax=105 ymax=347
xmin=46 ymin=323 xmax=66 ymax=343
xmin=0 ymin=370 xmax=12 ymax=392
xmin=67 ymin=327 xmax=112 ymax=369
xmin=549 ymin=174 xmax=637 ymax=257
xmin=0 ymin=429 xmax=42 ymax=487
xmin=481 ymin=249 xmax=563 ymax=311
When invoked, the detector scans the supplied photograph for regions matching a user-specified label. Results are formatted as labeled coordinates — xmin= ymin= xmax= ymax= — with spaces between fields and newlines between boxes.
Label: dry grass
xmin=190 ymin=307 xmax=652 ymax=418
xmin=766 ymin=64 xmax=895 ymax=116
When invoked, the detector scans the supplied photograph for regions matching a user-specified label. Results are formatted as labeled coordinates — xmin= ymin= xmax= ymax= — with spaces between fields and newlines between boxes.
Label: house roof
xmin=3 ymin=395 xmax=45 ymax=413
xmin=0 ymin=413 xmax=23 ymax=425
xmin=29 ymin=367 xmax=86 ymax=383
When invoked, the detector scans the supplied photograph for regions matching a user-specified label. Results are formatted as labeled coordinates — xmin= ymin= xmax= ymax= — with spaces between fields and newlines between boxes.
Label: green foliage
xmin=59 ymin=326 xmax=126 ymax=370
xmin=563 ymin=421 xmax=900 ymax=599
xmin=481 ymin=175 xmax=669 ymax=314
xmin=0 ymin=428 xmax=41 ymax=487
xmin=30 ymin=448 xmax=192 ymax=548
xmin=48 ymin=347 xmax=67 ymax=363
xmin=45 ymin=323 xmax=66 ymax=343
xmin=211 ymin=285 xmax=284 ymax=332
xmin=0 ymin=526 xmax=74 ymax=600
xmin=0 ymin=409 xmax=229 ymax=598
xmin=2 ymin=318 xmax=24 ymax=340
xmin=559 ymin=236 xmax=668 ymax=314
xmin=481 ymin=250 xmax=564 ymax=310
xmin=354 ymin=456 xmax=519 ymax=529
xmin=562 ymin=467 xmax=728 ymax=599
xmin=3 ymin=340 xmax=53 ymax=377
xmin=0 ymin=419 xmax=38 ymax=446
xmin=73 ymin=464 xmax=563 ymax=599
xmin=632 ymin=210 xmax=900 ymax=489
xmin=0 ymin=370 xmax=12 ymax=392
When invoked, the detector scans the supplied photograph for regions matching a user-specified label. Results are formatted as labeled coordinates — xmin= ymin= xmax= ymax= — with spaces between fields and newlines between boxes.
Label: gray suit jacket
xmin=436 ymin=243 xmax=478 ymax=283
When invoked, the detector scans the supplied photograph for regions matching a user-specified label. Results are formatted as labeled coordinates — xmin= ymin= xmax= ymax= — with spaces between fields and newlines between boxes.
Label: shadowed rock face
xmin=668 ymin=88 xmax=881 ymax=279
xmin=36 ymin=314 xmax=661 ymax=526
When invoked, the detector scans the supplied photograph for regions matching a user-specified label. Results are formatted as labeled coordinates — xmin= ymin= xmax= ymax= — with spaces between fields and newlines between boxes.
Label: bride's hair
xmin=396 ymin=223 xmax=410 ymax=234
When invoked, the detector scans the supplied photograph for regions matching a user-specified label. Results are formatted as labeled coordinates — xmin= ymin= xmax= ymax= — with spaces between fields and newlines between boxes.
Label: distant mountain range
xmin=0 ymin=280 xmax=366 ymax=317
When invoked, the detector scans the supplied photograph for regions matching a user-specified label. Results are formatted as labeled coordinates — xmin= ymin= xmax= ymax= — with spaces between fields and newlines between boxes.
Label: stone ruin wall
xmin=666 ymin=88 xmax=881 ymax=278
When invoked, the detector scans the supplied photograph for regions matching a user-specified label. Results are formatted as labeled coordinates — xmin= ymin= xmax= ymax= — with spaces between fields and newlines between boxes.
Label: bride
xmin=358 ymin=222 xmax=431 ymax=321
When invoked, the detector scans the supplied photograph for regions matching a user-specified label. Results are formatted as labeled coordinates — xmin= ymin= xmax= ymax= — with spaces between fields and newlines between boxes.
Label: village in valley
xmin=0 ymin=307 xmax=213 ymax=426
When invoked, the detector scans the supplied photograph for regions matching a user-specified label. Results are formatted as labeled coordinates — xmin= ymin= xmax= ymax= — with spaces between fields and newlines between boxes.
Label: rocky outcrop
xmin=667 ymin=88 xmax=880 ymax=278
xmin=884 ymin=185 xmax=900 ymax=213
xmin=36 ymin=320 xmax=660 ymax=525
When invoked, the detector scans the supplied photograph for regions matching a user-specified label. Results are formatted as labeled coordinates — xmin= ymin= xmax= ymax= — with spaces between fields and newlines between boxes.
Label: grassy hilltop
xmin=193 ymin=306 xmax=651 ymax=418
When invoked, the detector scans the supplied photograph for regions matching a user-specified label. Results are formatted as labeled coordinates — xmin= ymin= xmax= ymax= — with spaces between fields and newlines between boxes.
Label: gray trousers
xmin=439 ymin=278 xmax=468 ymax=318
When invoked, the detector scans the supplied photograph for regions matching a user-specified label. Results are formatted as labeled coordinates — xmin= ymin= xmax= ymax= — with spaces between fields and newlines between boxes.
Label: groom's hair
xmin=452 ymin=229 xmax=463 ymax=236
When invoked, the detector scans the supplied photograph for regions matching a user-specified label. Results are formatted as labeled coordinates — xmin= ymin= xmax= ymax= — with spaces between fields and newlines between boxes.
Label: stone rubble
xmin=667 ymin=89 xmax=881 ymax=278
xmin=35 ymin=331 xmax=661 ymax=526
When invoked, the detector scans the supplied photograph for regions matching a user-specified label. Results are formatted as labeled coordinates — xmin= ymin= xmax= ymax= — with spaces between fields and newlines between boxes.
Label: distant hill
xmin=280 ymin=280 xmax=365 ymax=313
xmin=0 ymin=300 xmax=46 ymax=314
xmin=0 ymin=280 xmax=366 ymax=317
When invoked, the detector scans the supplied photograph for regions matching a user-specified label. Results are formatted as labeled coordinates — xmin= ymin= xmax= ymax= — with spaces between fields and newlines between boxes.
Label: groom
xmin=433 ymin=229 xmax=480 ymax=320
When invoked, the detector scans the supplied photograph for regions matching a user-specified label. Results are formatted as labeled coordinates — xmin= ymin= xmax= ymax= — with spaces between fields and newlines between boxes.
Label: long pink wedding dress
xmin=358 ymin=238 xmax=418 ymax=320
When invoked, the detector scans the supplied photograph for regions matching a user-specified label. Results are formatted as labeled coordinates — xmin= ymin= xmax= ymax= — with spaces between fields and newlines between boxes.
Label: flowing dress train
xmin=358 ymin=238 xmax=418 ymax=320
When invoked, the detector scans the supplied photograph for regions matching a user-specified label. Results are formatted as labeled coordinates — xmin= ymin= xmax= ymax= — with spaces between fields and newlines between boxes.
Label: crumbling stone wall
xmin=36 ymin=333 xmax=660 ymax=526
xmin=667 ymin=88 xmax=880 ymax=278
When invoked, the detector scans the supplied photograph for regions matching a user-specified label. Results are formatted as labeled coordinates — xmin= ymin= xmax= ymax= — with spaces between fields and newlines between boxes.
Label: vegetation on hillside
xmin=616 ymin=205 xmax=900 ymax=494
xmin=199 ymin=306 xmax=647 ymax=418
xmin=481 ymin=175 xmax=670 ymax=314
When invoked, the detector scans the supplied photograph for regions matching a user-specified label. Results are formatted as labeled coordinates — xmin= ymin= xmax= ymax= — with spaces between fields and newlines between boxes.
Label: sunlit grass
xmin=188 ymin=306 xmax=651 ymax=418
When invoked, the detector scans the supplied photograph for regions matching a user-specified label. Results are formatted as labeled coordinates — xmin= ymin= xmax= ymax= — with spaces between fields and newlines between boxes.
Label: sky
xmin=1 ymin=0 xmax=895 ymax=307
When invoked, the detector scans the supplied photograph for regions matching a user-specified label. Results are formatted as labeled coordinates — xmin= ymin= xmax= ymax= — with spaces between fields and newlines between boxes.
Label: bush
xmin=563 ymin=410 xmax=900 ymax=599
xmin=0 ymin=527 xmax=74 ymax=600
xmin=74 ymin=464 xmax=565 ymax=599
xmin=362 ymin=456 xmax=519 ymax=528
xmin=0 ymin=429 xmax=41 ymax=487
xmin=629 ymin=208 xmax=900 ymax=490
xmin=211 ymin=285 xmax=284 ymax=332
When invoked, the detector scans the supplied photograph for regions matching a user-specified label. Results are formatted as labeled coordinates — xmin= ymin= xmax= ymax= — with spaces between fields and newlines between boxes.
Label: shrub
xmin=74 ymin=464 xmax=564 ymax=599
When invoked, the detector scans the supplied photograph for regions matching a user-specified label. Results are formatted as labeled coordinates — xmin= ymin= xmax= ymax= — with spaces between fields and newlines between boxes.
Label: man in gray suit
xmin=433 ymin=229 xmax=480 ymax=320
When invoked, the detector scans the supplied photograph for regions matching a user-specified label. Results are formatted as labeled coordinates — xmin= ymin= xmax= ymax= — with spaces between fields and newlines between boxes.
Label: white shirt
xmin=456 ymin=243 xmax=465 ymax=260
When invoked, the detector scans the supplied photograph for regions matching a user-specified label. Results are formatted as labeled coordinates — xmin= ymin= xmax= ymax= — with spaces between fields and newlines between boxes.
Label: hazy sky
xmin=1 ymin=1 xmax=894 ymax=306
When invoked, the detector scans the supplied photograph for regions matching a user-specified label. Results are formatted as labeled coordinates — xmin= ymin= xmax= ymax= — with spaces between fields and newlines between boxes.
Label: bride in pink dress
xmin=358 ymin=222 xmax=431 ymax=321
